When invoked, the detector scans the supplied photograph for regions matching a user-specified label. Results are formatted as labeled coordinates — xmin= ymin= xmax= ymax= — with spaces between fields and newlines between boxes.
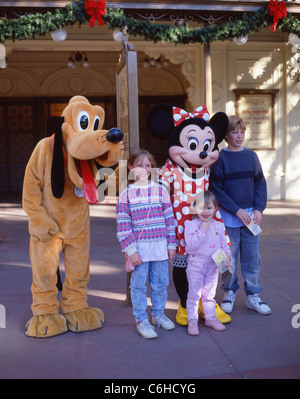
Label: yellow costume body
xmin=23 ymin=96 xmax=123 ymax=337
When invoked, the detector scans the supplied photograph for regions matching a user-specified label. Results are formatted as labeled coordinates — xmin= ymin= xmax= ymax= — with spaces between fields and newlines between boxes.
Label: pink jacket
xmin=184 ymin=218 xmax=231 ymax=262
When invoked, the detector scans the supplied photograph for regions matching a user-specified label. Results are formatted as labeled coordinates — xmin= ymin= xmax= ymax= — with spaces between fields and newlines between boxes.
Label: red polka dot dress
xmin=158 ymin=159 xmax=228 ymax=259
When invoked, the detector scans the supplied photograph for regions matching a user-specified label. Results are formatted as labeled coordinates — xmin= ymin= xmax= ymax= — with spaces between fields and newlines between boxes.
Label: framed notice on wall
xmin=233 ymin=89 xmax=278 ymax=150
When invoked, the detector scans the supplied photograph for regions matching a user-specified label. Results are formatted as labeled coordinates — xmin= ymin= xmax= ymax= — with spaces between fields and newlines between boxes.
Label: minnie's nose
xmin=200 ymin=151 xmax=207 ymax=159
xmin=107 ymin=128 xmax=123 ymax=143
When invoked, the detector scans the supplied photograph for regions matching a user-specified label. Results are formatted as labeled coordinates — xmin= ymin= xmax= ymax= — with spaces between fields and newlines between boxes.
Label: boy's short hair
xmin=224 ymin=115 xmax=246 ymax=142
xmin=227 ymin=115 xmax=246 ymax=133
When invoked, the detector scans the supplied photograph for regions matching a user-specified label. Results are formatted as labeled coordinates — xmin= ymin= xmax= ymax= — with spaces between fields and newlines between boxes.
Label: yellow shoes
xmin=175 ymin=301 xmax=189 ymax=326
xmin=216 ymin=303 xmax=231 ymax=323
xmin=198 ymin=300 xmax=231 ymax=324
xmin=175 ymin=300 xmax=231 ymax=325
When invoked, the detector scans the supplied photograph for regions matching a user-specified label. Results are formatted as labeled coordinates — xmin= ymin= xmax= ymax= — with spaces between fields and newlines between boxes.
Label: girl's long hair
xmin=127 ymin=148 xmax=157 ymax=184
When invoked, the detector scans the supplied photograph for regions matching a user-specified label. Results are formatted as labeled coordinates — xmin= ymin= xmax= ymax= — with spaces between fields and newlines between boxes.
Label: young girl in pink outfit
xmin=184 ymin=191 xmax=231 ymax=335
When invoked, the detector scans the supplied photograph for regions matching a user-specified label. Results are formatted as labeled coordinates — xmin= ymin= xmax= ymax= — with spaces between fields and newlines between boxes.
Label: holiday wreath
xmin=0 ymin=0 xmax=299 ymax=44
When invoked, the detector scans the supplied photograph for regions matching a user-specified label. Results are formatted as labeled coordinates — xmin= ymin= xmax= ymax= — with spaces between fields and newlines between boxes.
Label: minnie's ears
xmin=209 ymin=112 xmax=229 ymax=145
xmin=51 ymin=117 xmax=65 ymax=198
xmin=146 ymin=103 xmax=174 ymax=140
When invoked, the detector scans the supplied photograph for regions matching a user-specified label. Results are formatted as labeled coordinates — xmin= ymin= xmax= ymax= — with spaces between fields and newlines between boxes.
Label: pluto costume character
xmin=147 ymin=103 xmax=231 ymax=325
xmin=23 ymin=96 xmax=123 ymax=338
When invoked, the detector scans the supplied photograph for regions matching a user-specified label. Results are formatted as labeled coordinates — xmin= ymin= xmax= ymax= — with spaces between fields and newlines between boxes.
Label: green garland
xmin=0 ymin=0 xmax=299 ymax=44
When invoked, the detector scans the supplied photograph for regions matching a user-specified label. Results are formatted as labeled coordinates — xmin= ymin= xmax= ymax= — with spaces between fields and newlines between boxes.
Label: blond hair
xmin=224 ymin=115 xmax=246 ymax=143
xmin=227 ymin=115 xmax=246 ymax=133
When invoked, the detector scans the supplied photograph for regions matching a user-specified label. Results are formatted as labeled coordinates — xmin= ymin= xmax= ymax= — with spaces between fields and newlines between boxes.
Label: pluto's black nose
xmin=107 ymin=128 xmax=123 ymax=143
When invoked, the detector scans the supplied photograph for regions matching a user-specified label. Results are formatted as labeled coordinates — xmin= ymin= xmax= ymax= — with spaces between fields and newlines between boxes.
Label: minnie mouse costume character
xmin=147 ymin=103 xmax=231 ymax=325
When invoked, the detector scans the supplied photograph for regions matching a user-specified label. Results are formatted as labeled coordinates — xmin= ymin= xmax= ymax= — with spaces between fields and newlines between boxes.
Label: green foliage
xmin=0 ymin=0 xmax=299 ymax=44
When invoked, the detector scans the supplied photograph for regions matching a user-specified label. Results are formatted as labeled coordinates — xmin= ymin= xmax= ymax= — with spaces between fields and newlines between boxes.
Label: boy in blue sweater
xmin=209 ymin=115 xmax=271 ymax=315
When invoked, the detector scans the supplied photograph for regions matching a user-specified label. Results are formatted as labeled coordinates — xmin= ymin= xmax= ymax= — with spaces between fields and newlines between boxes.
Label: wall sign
xmin=233 ymin=89 xmax=278 ymax=150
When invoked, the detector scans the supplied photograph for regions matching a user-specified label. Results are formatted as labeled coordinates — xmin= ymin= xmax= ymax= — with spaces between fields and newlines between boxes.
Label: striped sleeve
xmin=116 ymin=188 xmax=137 ymax=254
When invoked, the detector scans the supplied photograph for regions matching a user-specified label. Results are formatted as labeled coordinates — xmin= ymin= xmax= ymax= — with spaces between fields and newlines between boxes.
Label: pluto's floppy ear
xmin=51 ymin=117 xmax=65 ymax=198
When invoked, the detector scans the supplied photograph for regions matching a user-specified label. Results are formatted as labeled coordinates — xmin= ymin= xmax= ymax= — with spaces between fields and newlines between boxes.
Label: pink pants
xmin=186 ymin=256 xmax=219 ymax=321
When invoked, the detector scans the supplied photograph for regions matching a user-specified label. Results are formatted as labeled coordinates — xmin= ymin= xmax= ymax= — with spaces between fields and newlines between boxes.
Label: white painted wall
xmin=211 ymin=39 xmax=300 ymax=200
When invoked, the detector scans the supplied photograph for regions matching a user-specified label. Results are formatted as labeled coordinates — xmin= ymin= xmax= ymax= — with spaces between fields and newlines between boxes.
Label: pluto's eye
xmin=77 ymin=111 xmax=90 ymax=131
xmin=188 ymin=137 xmax=199 ymax=151
xmin=93 ymin=116 xmax=100 ymax=131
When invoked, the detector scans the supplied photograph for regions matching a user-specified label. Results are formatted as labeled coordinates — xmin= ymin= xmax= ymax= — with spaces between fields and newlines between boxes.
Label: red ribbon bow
xmin=267 ymin=0 xmax=287 ymax=32
xmin=85 ymin=0 xmax=107 ymax=28
xmin=172 ymin=106 xmax=210 ymax=126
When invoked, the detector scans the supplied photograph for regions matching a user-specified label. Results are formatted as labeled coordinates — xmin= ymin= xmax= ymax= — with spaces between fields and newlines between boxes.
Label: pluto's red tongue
xmin=80 ymin=160 xmax=99 ymax=204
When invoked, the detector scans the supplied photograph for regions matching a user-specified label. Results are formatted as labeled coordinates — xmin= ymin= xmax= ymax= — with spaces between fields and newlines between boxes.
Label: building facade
xmin=0 ymin=0 xmax=299 ymax=199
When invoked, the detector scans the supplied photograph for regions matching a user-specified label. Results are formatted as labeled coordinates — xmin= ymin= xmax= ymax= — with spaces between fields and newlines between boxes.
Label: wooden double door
xmin=0 ymin=100 xmax=42 ymax=192
xmin=0 ymin=95 xmax=186 ymax=193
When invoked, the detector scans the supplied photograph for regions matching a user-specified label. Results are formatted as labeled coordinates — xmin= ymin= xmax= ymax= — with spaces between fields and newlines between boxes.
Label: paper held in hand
xmin=211 ymin=248 xmax=233 ymax=274
xmin=246 ymin=212 xmax=262 ymax=236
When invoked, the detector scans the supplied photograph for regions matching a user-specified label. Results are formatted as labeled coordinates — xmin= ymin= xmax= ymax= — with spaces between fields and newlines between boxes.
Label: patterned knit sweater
xmin=116 ymin=182 xmax=176 ymax=254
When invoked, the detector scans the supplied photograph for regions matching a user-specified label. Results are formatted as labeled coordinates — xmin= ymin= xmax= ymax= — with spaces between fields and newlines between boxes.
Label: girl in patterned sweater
xmin=116 ymin=149 xmax=177 ymax=339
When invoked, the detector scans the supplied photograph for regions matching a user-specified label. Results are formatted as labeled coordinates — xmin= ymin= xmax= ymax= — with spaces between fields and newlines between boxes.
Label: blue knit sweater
xmin=209 ymin=148 xmax=267 ymax=216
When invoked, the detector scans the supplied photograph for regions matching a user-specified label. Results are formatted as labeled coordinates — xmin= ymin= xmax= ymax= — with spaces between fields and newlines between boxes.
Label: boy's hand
xmin=168 ymin=249 xmax=176 ymax=261
xmin=253 ymin=210 xmax=262 ymax=225
xmin=236 ymin=209 xmax=252 ymax=225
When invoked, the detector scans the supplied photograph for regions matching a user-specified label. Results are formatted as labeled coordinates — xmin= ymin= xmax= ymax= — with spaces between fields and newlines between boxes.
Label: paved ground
xmin=0 ymin=193 xmax=300 ymax=382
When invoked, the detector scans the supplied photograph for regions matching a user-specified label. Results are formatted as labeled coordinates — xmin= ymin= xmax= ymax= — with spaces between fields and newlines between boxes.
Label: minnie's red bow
xmin=173 ymin=106 xmax=210 ymax=127
xmin=85 ymin=0 xmax=107 ymax=28
xmin=267 ymin=0 xmax=287 ymax=32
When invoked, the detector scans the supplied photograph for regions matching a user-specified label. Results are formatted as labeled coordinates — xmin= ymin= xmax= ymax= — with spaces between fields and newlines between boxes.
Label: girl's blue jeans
xmin=130 ymin=260 xmax=169 ymax=323
xmin=222 ymin=226 xmax=262 ymax=295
